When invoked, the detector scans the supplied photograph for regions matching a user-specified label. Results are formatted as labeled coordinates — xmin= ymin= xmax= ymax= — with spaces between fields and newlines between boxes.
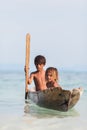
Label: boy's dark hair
xmin=34 ymin=55 xmax=46 ymax=65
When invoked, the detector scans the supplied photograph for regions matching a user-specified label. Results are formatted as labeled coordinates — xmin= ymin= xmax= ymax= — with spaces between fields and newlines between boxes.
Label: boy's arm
xmin=28 ymin=73 xmax=34 ymax=84
xmin=24 ymin=66 xmax=34 ymax=91
xmin=25 ymin=73 xmax=34 ymax=92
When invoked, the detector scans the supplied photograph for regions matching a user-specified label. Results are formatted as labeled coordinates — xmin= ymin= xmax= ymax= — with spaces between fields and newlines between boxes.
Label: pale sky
xmin=0 ymin=0 xmax=87 ymax=71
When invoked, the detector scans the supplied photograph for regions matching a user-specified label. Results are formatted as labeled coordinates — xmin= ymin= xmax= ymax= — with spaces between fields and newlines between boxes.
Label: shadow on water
xmin=24 ymin=101 xmax=80 ymax=118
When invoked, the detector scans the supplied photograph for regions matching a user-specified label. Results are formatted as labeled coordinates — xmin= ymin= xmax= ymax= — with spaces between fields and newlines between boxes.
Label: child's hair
xmin=34 ymin=55 xmax=46 ymax=65
xmin=45 ymin=67 xmax=58 ymax=81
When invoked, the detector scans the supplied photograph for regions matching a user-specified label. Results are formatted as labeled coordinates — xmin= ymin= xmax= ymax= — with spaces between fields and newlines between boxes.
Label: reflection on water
xmin=24 ymin=102 xmax=80 ymax=118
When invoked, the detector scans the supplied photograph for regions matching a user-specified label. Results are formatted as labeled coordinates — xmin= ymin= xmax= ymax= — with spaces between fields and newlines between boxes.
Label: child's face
xmin=35 ymin=64 xmax=44 ymax=71
xmin=46 ymin=72 xmax=54 ymax=82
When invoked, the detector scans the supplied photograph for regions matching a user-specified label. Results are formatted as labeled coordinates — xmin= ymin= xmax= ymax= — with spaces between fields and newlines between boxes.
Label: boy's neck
xmin=37 ymin=68 xmax=44 ymax=72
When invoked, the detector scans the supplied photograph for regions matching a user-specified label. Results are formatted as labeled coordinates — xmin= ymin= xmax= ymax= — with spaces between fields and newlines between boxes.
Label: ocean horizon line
xmin=0 ymin=63 xmax=87 ymax=73
xmin=0 ymin=67 xmax=87 ymax=73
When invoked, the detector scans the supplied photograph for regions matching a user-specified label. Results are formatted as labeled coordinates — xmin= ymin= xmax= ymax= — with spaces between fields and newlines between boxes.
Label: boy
xmin=25 ymin=55 xmax=47 ymax=92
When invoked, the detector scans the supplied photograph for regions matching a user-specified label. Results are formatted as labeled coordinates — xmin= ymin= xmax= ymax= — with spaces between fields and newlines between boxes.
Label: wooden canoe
xmin=26 ymin=87 xmax=83 ymax=112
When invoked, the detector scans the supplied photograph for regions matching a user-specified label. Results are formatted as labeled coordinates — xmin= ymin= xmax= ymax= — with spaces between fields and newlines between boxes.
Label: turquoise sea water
xmin=0 ymin=70 xmax=87 ymax=130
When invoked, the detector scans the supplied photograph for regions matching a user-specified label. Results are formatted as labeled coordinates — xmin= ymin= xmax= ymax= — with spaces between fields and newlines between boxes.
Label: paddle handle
xmin=25 ymin=33 xmax=30 ymax=99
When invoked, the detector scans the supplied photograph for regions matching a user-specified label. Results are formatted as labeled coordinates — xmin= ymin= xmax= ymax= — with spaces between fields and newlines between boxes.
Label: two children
xmin=25 ymin=55 xmax=62 ymax=92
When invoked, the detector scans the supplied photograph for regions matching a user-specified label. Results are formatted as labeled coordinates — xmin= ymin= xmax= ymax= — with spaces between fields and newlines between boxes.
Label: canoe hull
xmin=27 ymin=87 xmax=82 ymax=112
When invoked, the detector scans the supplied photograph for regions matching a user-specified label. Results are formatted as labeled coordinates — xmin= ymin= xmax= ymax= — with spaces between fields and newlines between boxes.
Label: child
xmin=45 ymin=67 xmax=62 ymax=89
xmin=25 ymin=55 xmax=47 ymax=92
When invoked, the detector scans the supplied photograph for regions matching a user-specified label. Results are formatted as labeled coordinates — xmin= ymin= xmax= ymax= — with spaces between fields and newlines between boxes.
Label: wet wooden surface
xmin=27 ymin=87 xmax=81 ymax=112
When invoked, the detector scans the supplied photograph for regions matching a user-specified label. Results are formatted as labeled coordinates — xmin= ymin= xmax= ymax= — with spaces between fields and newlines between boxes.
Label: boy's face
xmin=35 ymin=64 xmax=44 ymax=71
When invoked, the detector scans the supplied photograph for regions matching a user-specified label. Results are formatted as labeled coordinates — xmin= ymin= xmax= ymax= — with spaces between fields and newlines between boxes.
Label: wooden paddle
xmin=25 ymin=33 xmax=30 ymax=99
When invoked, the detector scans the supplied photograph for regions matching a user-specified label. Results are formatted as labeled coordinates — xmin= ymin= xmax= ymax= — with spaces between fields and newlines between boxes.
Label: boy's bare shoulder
xmin=31 ymin=71 xmax=38 ymax=75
